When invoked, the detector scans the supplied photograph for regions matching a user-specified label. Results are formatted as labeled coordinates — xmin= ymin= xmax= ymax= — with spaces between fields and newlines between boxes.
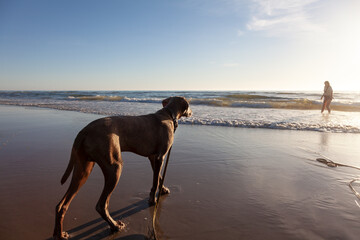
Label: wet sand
xmin=1 ymin=105 xmax=360 ymax=240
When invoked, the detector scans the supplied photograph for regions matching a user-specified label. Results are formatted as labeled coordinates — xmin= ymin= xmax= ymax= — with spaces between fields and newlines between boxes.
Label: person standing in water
xmin=321 ymin=81 xmax=333 ymax=113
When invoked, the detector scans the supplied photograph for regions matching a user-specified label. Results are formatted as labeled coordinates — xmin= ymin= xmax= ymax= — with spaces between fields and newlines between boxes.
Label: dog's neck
xmin=163 ymin=107 xmax=178 ymax=132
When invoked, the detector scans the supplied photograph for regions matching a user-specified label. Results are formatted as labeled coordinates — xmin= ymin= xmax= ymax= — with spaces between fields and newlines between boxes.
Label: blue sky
xmin=1 ymin=0 xmax=359 ymax=91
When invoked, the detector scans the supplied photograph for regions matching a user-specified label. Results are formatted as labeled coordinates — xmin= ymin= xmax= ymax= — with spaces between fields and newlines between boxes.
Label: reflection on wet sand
xmin=1 ymin=106 xmax=360 ymax=239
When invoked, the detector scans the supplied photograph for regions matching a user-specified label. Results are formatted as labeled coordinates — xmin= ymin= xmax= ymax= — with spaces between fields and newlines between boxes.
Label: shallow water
xmin=1 ymin=106 xmax=360 ymax=239
xmin=1 ymin=91 xmax=360 ymax=133
xmin=168 ymin=126 xmax=360 ymax=240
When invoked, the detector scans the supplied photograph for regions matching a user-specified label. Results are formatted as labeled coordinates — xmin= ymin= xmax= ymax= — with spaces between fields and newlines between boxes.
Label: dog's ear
xmin=162 ymin=97 xmax=171 ymax=107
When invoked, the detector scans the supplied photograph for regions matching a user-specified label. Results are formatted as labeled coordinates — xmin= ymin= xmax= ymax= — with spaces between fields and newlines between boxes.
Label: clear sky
xmin=1 ymin=0 xmax=359 ymax=91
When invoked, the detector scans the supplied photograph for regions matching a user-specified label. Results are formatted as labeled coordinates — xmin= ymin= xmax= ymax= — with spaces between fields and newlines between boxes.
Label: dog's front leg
xmin=148 ymin=155 xmax=165 ymax=205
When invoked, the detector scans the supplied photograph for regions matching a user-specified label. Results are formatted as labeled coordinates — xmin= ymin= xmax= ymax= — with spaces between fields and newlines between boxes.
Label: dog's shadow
xmin=48 ymin=198 xmax=152 ymax=240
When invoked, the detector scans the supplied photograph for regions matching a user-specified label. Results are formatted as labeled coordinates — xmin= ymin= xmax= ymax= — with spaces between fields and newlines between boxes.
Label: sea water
xmin=1 ymin=90 xmax=360 ymax=133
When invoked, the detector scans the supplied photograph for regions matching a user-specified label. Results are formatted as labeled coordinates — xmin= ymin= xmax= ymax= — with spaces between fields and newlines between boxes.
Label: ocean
xmin=1 ymin=90 xmax=360 ymax=133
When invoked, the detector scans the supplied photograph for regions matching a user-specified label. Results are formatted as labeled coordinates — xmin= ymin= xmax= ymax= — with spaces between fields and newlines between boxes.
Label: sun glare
xmin=328 ymin=4 xmax=360 ymax=92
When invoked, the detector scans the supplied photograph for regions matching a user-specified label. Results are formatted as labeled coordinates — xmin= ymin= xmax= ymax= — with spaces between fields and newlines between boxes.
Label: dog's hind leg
xmin=53 ymin=160 xmax=95 ymax=239
xmin=96 ymin=158 xmax=124 ymax=232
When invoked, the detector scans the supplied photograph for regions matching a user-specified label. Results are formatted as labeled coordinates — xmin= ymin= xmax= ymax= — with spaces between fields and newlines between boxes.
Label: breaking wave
xmin=179 ymin=118 xmax=360 ymax=133
xmin=1 ymin=90 xmax=360 ymax=133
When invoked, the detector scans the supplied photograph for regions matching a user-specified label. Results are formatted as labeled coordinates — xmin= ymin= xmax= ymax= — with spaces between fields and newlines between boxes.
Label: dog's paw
xmin=160 ymin=186 xmax=170 ymax=195
xmin=111 ymin=220 xmax=125 ymax=232
xmin=53 ymin=232 xmax=69 ymax=240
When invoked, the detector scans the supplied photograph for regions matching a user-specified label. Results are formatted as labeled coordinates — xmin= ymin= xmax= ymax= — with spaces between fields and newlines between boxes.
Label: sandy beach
xmin=1 ymin=105 xmax=360 ymax=240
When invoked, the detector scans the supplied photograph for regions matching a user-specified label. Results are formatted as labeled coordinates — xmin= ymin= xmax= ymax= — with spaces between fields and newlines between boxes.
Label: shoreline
xmin=1 ymin=105 xmax=360 ymax=239
xmin=1 ymin=103 xmax=360 ymax=134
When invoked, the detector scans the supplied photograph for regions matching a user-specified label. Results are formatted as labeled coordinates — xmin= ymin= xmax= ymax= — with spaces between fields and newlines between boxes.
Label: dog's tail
xmin=61 ymin=131 xmax=86 ymax=185
xmin=61 ymin=148 xmax=76 ymax=185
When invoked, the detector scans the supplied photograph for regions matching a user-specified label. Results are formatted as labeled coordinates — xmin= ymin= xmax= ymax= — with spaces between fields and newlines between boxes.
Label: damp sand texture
xmin=1 ymin=105 xmax=360 ymax=239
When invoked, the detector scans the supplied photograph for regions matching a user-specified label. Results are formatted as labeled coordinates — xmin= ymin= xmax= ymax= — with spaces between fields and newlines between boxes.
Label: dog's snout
xmin=186 ymin=108 xmax=192 ymax=117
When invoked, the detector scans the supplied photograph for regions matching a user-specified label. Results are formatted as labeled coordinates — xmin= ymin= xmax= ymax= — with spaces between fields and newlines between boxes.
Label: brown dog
xmin=53 ymin=96 xmax=192 ymax=239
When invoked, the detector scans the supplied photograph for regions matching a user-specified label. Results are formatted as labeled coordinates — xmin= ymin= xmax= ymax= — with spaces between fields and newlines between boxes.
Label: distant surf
xmin=1 ymin=90 xmax=360 ymax=133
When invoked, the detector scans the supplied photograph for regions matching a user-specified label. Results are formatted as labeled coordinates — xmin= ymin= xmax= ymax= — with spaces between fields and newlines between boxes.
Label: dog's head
xmin=162 ymin=96 xmax=192 ymax=118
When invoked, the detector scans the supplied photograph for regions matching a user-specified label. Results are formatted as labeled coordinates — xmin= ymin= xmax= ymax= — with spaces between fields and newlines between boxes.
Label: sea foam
xmin=1 ymin=90 xmax=360 ymax=133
